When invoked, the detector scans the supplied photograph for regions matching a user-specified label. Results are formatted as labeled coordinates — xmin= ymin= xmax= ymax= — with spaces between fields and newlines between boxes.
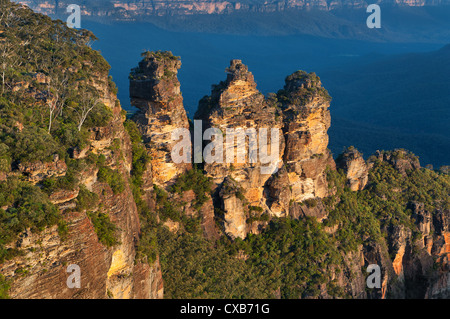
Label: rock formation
xmin=195 ymin=61 xmax=335 ymax=238
xmin=277 ymin=70 xmax=334 ymax=202
xmin=130 ymin=51 xmax=191 ymax=187
xmin=336 ymin=146 xmax=369 ymax=191
xmin=2 ymin=1 xmax=450 ymax=300
xmin=195 ymin=59 xmax=285 ymax=238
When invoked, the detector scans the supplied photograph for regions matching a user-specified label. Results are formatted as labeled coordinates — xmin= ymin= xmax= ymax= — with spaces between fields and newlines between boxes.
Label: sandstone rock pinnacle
xmin=129 ymin=51 xmax=191 ymax=187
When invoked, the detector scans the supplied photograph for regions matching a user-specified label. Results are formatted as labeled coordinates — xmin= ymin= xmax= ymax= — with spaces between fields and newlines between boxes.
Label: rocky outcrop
xmin=128 ymin=51 xmax=220 ymax=241
xmin=277 ymin=71 xmax=334 ymax=204
xmin=195 ymin=61 xmax=334 ymax=239
xmin=130 ymin=51 xmax=191 ymax=187
xmin=16 ymin=154 xmax=67 ymax=184
xmin=219 ymin=177 xmax=248 ymax=239
xmin=371 ymin=149 xmax=421 ymax=176
xmin=195 ymin=59 xmax=285 ymax=238
xmin=336 ymin=147 xmax=369 ymax=191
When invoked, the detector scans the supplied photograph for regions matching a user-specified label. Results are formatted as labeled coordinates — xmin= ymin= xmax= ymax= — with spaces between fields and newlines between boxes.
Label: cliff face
xmin=130 ymin=51 xmax=191 ymax=187
xmin=0 ymin=72 xmax=163 ymax=299
xmin=3 ymin=0 xmax=450 ymax=299
xmin=195 ymin=60 xmax=285 ymax=239
xmin=129 ymin=52 xmax=219 ymax=241
xmin=0 ymin=2 xmax=163 ymax=298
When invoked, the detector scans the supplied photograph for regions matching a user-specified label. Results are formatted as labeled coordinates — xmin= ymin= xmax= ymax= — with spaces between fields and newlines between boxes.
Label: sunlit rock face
xmin=267 ymin=70 xmax=335 ymax=217
xmin=336 ymin=147 xmax=369 ymax=191
xmin=129 ymin=52 xmax=192 ymax=188
xmin=18 ymin=0 xmax=442 ymax=18
xmin=194 ymin=60 xmax=285 ymax=239
xmin=195 ymin=61 xmax=335 ymax=238
xmin=0 ymin=67 xmax=163 ymax=299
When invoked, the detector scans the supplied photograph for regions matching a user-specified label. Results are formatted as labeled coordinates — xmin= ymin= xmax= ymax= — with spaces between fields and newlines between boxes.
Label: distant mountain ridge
xmin=17 ymin=0 xmax=450 ymax=17
xmin=15 ymin=0 xmax=450 ymax=41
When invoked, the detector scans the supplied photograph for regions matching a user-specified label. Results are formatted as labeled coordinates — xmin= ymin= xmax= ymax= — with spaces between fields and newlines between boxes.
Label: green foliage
xmin=0 ymin=1 xmax=114 ymax=167
xmin=158 ymin=217 xmax=342 ymax=299
xmin=0 ymin=118 xmax=60 ymax=164
xmin=169 ymin=167 xmax=212 ymax=210
xmin=141 ymin=50 xmax=180 ymax=62
xmin=97 ymin=166 xmax=125 ymax=194
xmin=248 ymin=205 xmax=264 ymax=213
xmin=41 ymin=171 xmax=78 ymax=195
xmin=246 ymin=206 xmax=268 ymax=224
xmin=81 ymin=103 xmax=113 ymax=129
xmin=303 ymin=198 xmax=318 ymax=208
xmin=0 ymin=178 xmax=63 ymax=262
xmin=154 ymin=185 xmax=181 ymax=222
xmin=0 ymin=275 xmax=10 ymax=299
xmin=157 ymin=151 xmax=450 ymax=299
xmin=323 ymin=153 xmax=450 ymax=254
xmin=124 ymin=120 xmax=158 ymax=263
xmin=124 ymin=120 xmax=149 ymax=187
xmin=87 ymin=211 xmax=119 ymax=247
xmin=278 ymin=71 xmax=331 ymax=105
xmin=243 ymin=218 xmax=341 ymax=298
xmin=76 ymin=185 xmax=99 ymax=211
xmin=108 ymin=76 xmax=118 ymax=95
xmin=157 ymin=228 xmax=269 ymax=298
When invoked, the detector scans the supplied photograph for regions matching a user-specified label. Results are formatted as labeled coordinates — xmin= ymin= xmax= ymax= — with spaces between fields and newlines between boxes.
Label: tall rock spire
xmin=129 ymin=51 xmax=191 ymax=187
xmin=267 ymin=71 xmax=335 ymax=218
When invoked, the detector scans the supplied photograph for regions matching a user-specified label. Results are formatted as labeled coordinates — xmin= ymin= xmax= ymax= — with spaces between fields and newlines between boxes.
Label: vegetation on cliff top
xmin=0 ymin=178 xmax=66 ymax=263
xmin=0 ymin=1 xmax=121 ymax=262
xmin=0 ymin=1 xmax=113 ymax=171
xmin=278 ymin=71 xmax=331 ymax=106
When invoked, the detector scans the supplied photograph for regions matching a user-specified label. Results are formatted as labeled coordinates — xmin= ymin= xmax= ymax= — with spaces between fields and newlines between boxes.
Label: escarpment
xmin=0 ymin=70 xmax=163 ymax=299
xmin=22 ymin=0 xmax=448 ymax=18
xmin=0 ymin=2 xmax=162 ymax=299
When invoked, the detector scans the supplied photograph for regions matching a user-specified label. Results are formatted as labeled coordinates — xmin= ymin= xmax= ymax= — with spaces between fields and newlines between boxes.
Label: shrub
xmin=0 ymin=178 xmax=63 ymax=262
xmin=0 ymin=275 xmax=10 ymax=299
xmin=97 ymin=166 xmax=125 ymax=194
xmin=169 ymin=167 xmax=212 ymax=210
xmin=124 ymin=120 xmax=149 ymax=187
xmin=87 ymin=211 xmax=119 ymax=247
xmin=303 ymin=198 xmax=317 ymax=208
xmin=76 ymin=185 xmax=99 ymax=211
